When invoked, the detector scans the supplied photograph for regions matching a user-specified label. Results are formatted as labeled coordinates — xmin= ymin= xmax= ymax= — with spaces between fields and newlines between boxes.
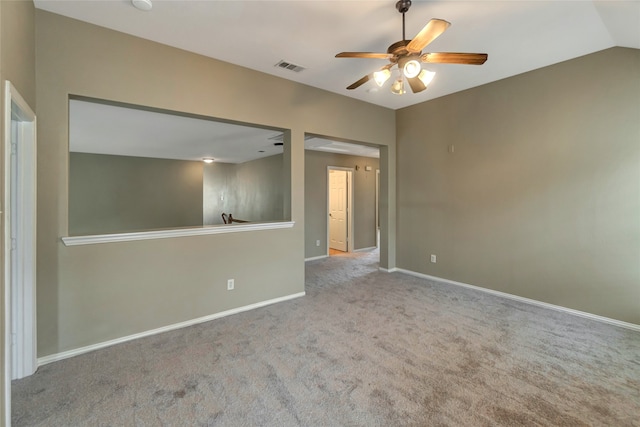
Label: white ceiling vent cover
xmin=274 ymin=60 xmax=306 ymax=73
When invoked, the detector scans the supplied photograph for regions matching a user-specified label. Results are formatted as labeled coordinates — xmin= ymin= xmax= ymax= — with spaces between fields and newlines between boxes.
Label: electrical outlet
xmin=316 ymin=240 xmax=320 ymax=247
xmin=227 ymin=279 xmax=234 ymax=290
xmin=430 ymin=254 xmax=437 ymax=263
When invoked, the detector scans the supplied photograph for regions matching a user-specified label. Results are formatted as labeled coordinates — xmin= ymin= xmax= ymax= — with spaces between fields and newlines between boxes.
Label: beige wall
xmin=396 ymin=47 xmax=640 ymax=324
xmin=305 ymin=150 xmax=380 ymax=258
xmin=203 ymin=162 xmax=235 ymax=224
xmin=233 ymin=154 xmax=285 ymax=222
xmin=0 ymin=0 xmax=36 ymax=421
xmin=204 ymin=154 xmax=285 ymax=225
xmin=36 ymin=10 xmax=395 ymax=357
xmin=69 ymin=153 xmax=204 ymax=235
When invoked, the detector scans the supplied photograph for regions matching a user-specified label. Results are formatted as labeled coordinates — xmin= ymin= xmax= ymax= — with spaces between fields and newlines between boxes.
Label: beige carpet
xmin=12 ymin=248 xmax=640 ymax=426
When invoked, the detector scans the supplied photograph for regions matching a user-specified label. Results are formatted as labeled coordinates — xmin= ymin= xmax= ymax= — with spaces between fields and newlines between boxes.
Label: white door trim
xmin=3 ymin=80 xmax=38 ymax=425
xmin=375 ymin=169 xmax=380 ymax=248
xmin=327 ymin=166 xmax=353 ymax=254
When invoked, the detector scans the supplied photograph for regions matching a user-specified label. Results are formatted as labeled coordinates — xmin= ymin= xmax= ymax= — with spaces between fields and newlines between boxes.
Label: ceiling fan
xmin=336 ymin=0 xmax=488 ymax=95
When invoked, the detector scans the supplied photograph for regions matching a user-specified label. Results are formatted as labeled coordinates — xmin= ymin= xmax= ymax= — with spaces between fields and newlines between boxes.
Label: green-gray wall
xmin=305 ymin=150 xmax=379 ymax=258
xmin=36 ymin=10 xmax=395 ymax=357
xmin=0 ymin=0 xmax=36 ymax=419
xmin=204 ymin=154 xmax=285 ymax=225
xmin=396 ymin=47 xmax=640 ymax=325
xmin=69 ymin=153 xmax=203 ymax=235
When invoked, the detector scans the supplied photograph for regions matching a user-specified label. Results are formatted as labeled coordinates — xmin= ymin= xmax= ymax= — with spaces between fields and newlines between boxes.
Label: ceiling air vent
xmin=274 ymin=60 xmax=306 ymax=73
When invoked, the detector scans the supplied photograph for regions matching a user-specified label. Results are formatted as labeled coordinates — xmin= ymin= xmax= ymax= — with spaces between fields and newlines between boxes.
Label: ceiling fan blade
xmin=336 ymin=52 xmax=393 ymax=59
xmin=347 ymin=74 xmax=372 ymax=90
xmin=406 ymin=19 xmax=451 ymax=53
xmin=421 ymin=52 xmax=488 ymax=65
xmin=406 ymin=76 xmax=427 ymax=93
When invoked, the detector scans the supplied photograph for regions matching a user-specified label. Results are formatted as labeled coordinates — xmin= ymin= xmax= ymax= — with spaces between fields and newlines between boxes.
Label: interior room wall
xmin=232 ymin=154 xmax=284 ymax=222
xmin=305 ymin=150 xmax=380 ymax=259
xmin=0 ymin=0 xmax=36 ymax=419
xmin=69 ymin=153 xmax=203 ymax=235
xmin=396 ymin=47 xmax=640 ymax=325
xmin=203 ymin=162 xmax=235 ymax=225
xmin=204 ymin=154 xmax=284 ymax=225
xmin=35 ymin=10 xmax=395 ymax=357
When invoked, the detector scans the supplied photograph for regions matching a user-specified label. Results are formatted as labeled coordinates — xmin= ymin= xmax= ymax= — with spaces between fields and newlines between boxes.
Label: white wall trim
xmin=305 ymin=255 xmax=328 ymax=262
xmin=62 ymin=221 xmax=295 ymax=246
xmin=396 ymin=268 xmax=640 ymax=332
xmin=3 ymin=81 xmax=38 ymax=427
xmin=379 ymin=266 xmax=398 ymax=273
xmin=38 ymin=291 xmax=306 ymax=366
xmin=354 ymin=246 xmax=377 ymax=253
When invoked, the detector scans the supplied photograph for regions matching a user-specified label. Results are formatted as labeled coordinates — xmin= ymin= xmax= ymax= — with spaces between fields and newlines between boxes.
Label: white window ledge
xmin=61 ymin=221 xmax=295 ymax=246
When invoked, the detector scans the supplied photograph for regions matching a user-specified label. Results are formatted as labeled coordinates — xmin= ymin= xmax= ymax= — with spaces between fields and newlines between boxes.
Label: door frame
xmin=3 ymin=80 xmax=37 ymax=424
xmin=327 ymin=166 xmax=353 ymax=254
xmin=376 ymin=169 xmax=380 ymax=248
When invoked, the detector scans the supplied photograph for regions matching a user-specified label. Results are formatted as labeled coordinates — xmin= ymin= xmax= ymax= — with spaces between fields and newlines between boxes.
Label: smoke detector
xmin=132 ymin=0 xmax=152 ymax=11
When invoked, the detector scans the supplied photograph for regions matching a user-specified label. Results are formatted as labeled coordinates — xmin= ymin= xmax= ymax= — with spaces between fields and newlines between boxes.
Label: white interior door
xmin=329 ymin=169 xmax=348 ymax=252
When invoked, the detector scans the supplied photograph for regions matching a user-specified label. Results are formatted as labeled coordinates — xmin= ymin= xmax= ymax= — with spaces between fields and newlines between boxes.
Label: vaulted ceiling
xmin=34 ymin=1 xmax=640 ymax=111
xmin=44 ymin=1 xmax=639 ymax=162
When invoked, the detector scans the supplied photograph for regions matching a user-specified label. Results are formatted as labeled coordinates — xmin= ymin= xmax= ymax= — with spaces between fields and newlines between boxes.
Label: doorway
xmin=327 ymin=167 xmax=353 ymax=255
xmin=3 ymin=80 xmax=38 ymax=425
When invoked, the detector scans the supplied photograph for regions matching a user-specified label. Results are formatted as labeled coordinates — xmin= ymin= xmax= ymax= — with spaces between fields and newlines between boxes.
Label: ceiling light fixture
xmin=403 ymin=59 xmax=421 ymax=78
xmin=203 ymin=158 xmax=214 ymax=164
xmin=417 ymin=69 xmax=436 ymax=87
xmin=390 ymin=78 xmax=405 ymax=95
xmin=132 ymin=0 xmax=152 ymax=11
xmin=373 ymin=69 xmax=391 ymax=87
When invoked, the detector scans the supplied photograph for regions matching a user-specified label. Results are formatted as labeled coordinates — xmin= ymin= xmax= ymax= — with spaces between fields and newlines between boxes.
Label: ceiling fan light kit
xmin=336 ymin=0 xmax=487 ymax=95
xmin=391 ymin=78 xmax=405 ymax=95
xmin=418 ymin=69 xmax=436 ymax=87
xmin=373 ymin=69 xmax=392 ymax=87
xmin=402 ymin=59 xmax=421 ymax=78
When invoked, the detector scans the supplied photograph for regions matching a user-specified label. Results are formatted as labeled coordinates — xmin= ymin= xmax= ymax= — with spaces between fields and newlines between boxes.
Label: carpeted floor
xmin=12 ymin=249 xmax=640 ymax=426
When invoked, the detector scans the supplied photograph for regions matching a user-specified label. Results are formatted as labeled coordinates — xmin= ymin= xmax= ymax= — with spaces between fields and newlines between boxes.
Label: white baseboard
xmin=38 ymin=291 xmax=306 ymax=366
xmin=379 ymin=267 xmax=398 ymax=273
xmin=354 ymin=246 xmax=377 ymax=253
xmin=395 ymin=268 xmax=640 ymax=332
xmin=305 ymin=255 xmax=328 ymax=262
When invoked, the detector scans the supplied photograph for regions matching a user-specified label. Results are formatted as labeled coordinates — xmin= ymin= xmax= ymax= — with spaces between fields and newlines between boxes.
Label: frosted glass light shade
xmin=373 ymin=69 xmax=391 ymax=87
xmin=418 ymin=69 xmax=436 ymax=86
xmin=391 ymin=78 xmax=405 ymax=95
xmin=403 ymin=59 xmax=421 ymax=78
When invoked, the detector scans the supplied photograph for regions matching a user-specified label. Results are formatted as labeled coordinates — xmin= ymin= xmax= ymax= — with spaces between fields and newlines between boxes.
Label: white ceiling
xmin=34 ymin=1 xmax=640 ymax=110
xmin=70 ymin=99 xmax=380 ymax=162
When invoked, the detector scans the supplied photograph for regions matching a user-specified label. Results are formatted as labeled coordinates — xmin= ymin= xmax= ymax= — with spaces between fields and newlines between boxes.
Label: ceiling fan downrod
xmin=396 ymin=0 xmax=412 ymax=41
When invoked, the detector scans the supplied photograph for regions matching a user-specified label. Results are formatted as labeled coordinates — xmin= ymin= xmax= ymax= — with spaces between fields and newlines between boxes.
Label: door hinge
xmin=11 ymin=237 xmax=17 ymax=250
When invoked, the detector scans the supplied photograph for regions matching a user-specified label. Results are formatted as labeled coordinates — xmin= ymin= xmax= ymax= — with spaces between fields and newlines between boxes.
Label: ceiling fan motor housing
xmin=388 ymin=39 xmax=413 ymax=58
